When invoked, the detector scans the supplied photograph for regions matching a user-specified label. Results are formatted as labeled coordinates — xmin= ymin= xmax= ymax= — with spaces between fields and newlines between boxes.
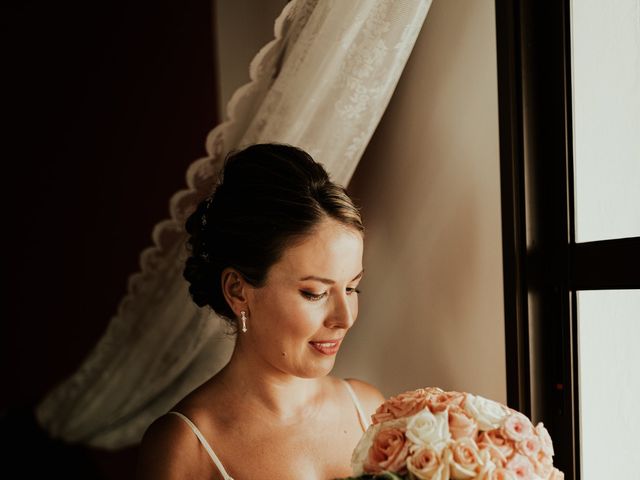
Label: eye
xmin=301 ymin=291 xmax=326 ymax=301
xmin=347 ymin=287 xmax=362 ymax=295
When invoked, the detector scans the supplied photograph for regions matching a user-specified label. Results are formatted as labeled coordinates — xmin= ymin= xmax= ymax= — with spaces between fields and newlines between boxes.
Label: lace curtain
xmin=35 ymin=0 xmax=432 ymax=449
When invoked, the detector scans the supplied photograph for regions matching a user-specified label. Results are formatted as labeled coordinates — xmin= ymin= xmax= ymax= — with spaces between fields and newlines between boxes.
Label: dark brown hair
xmin=183 ymin=143 xmax=364 ymax=328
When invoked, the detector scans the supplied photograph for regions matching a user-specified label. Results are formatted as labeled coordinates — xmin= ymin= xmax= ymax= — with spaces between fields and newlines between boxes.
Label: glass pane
xmin=577 ymin=290 xmax=640 ymax=479
xmin=571 ymin=1 xmax=640 ymax=242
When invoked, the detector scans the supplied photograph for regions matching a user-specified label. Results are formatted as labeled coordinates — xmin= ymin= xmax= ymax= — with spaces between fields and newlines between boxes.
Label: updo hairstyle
xmin=183 ymin=143 xmax=364 ymax=327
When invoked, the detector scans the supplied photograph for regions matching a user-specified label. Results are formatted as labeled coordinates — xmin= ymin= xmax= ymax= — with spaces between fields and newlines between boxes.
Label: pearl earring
xmin=240 ymin=311 xmax=248 ymax=333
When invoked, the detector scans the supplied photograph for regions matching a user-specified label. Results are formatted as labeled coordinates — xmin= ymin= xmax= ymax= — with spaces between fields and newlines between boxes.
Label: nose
xmin=324 ymin=290 xmax=357 ymax=330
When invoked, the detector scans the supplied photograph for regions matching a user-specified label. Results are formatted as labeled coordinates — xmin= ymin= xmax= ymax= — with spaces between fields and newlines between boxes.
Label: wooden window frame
xmin=495 ymin=0 xmax=640 ymax=477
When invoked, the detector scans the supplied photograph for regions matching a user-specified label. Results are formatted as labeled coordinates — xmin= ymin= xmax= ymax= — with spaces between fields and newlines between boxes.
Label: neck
xmin=216 ymin=338 xmax=328 ymax=423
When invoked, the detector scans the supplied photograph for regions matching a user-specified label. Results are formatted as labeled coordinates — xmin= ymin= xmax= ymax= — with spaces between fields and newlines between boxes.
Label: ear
xmin=220 ymin=267 xmax=250 ymax=317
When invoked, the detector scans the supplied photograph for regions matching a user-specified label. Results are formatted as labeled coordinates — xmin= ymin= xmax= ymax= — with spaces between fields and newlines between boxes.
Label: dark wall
xmin=2 ymin=1 xmax=218 ymax=478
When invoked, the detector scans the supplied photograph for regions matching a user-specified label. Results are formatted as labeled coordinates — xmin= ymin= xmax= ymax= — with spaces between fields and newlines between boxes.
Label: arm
xmin=135 ymin=414 xmax=208 ymax=480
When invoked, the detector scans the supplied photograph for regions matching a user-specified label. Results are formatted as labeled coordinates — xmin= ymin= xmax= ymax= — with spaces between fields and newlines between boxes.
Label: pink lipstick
xmin=309 ymin=339 xmax=342 ymax=355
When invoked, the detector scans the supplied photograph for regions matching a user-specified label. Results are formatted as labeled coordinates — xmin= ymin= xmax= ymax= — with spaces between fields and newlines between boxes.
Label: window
xmin=495 ymin=0 xmax=640 ymax=477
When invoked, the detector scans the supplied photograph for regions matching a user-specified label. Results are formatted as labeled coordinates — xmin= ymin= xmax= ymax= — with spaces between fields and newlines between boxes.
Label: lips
xmin=309 ymin=338 xmax=343 ymax=355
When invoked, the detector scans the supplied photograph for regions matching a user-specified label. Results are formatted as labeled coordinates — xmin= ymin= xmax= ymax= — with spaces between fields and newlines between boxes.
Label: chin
xmin=296 ymin=361 xmax=335 ymax=379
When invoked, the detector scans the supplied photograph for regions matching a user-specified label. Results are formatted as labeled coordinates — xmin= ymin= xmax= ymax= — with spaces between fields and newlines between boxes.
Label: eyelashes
xmin=301 ymin=288 xmax=361 ymax=301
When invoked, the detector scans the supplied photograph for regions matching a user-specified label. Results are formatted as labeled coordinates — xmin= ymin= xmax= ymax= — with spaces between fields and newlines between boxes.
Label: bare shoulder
xmin=343 ymin=377 xmax=386 ymax=416
xmin=135 ymin=412 xmax=213 ymax=480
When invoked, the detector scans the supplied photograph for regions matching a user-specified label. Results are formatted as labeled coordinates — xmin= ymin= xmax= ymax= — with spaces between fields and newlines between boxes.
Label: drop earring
xmin=240 ymin=311 xmax=248 ymax=333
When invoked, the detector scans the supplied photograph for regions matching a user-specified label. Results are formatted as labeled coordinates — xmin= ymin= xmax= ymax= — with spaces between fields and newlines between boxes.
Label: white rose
xmin=473 ymin=449 xmax=497 ymax=479
xmin=548 ymin=467 xmax=564 ymax=480
xmin=535 ymin=422 xmax=555 ymax=457
xmin=463 ymin=393 xmax=510 ymax=431
xmin=350 ymin=423 xmax=381 ymax=476
xmin=406 ymin=409 xmax=451 ymax=453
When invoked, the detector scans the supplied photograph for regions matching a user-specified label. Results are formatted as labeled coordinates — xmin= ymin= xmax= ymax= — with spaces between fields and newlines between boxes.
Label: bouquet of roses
xmin=338 ymin=387 xmax=563 ymax=480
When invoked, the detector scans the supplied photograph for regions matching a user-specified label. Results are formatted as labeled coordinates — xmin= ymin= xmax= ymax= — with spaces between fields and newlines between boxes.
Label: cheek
xmin=285 ymin=304 xmax=323 ymax=335
xmin=350 ymin=296 xmax=359 ymax=317
xmin=264 ymin=295 xmax=319 ymax=335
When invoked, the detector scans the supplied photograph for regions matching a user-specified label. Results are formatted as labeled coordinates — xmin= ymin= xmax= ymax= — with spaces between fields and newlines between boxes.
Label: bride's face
xmin=245 ymin=217 xmax=364 ymax=378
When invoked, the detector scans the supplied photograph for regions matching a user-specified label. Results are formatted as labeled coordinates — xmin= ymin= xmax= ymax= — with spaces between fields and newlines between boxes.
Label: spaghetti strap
xmin=342 ymin=379 xmax=372 ymax=431
xmin=166 ymin=411 xmax=235 ymax=480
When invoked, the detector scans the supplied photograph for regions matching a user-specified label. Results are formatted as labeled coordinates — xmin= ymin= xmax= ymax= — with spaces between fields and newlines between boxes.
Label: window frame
xmin=495 ymin=0 xmax=640 ymax=477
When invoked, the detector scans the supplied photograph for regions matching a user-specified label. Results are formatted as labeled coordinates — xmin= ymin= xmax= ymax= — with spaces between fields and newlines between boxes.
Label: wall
xmin=212 ymin=0 xmax=506 ymax=402
xmin=333 ymin=0 xmax=506 ymax=403
xmin=213 ymin=0 xmax=289 ymax=119
xmin=3 ymin=1 xmax=217 ymax=478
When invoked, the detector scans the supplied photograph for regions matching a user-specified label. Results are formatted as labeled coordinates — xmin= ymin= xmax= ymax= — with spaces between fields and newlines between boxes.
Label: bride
xmin=135 ymin=143 xmax=385 ymax=479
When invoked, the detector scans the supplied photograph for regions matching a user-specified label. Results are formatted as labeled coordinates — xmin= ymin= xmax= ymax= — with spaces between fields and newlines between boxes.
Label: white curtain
xmin=35 ymin=0 xmax=432 ymax=449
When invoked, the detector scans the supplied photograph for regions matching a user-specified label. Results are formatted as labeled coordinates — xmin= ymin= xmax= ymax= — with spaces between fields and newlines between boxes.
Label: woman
xmin=136 ymin=143 xmax=385 ymax=479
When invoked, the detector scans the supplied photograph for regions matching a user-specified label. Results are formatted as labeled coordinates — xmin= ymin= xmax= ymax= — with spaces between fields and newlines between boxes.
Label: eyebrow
xmin=299 ymin=269 xmax=364 ymax=285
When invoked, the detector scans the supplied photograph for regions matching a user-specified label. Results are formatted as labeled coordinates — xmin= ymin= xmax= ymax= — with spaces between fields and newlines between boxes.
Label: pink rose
xmin=477 ymin=429 xmax=515 ymax=467
xmin=426 ymin=390 xmax=466 ymax=413
xmin=363 ymin=427 xmax=411 ymax=474
xmin=372 ymin=389 xmax=429 ymax=424
xmin=447 ymin=438 xmax=485 ymax=479
xmin=517 ymin=435 xmax=541 ymax=459
xmin=448 ymin=406 xmax=479 ymax=440
xmin=506 ymin=453 xmax=536 ymax=480
xmin=406 ymin=446 xmax=449 ymax=480
xmin=532 ymin=451 xmax=554 ymax=479
xmin=424 ymin=386 xmax=447 ymax=395
xmin=502 ymin=412 xmax=534 ymax=442
xmin=486 ymin=468 xmax=518 ymax=480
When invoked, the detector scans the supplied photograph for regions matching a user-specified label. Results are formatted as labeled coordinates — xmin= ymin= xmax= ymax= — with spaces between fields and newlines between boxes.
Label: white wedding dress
xmin=165 ymin=379 xmax=372 ymax=480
